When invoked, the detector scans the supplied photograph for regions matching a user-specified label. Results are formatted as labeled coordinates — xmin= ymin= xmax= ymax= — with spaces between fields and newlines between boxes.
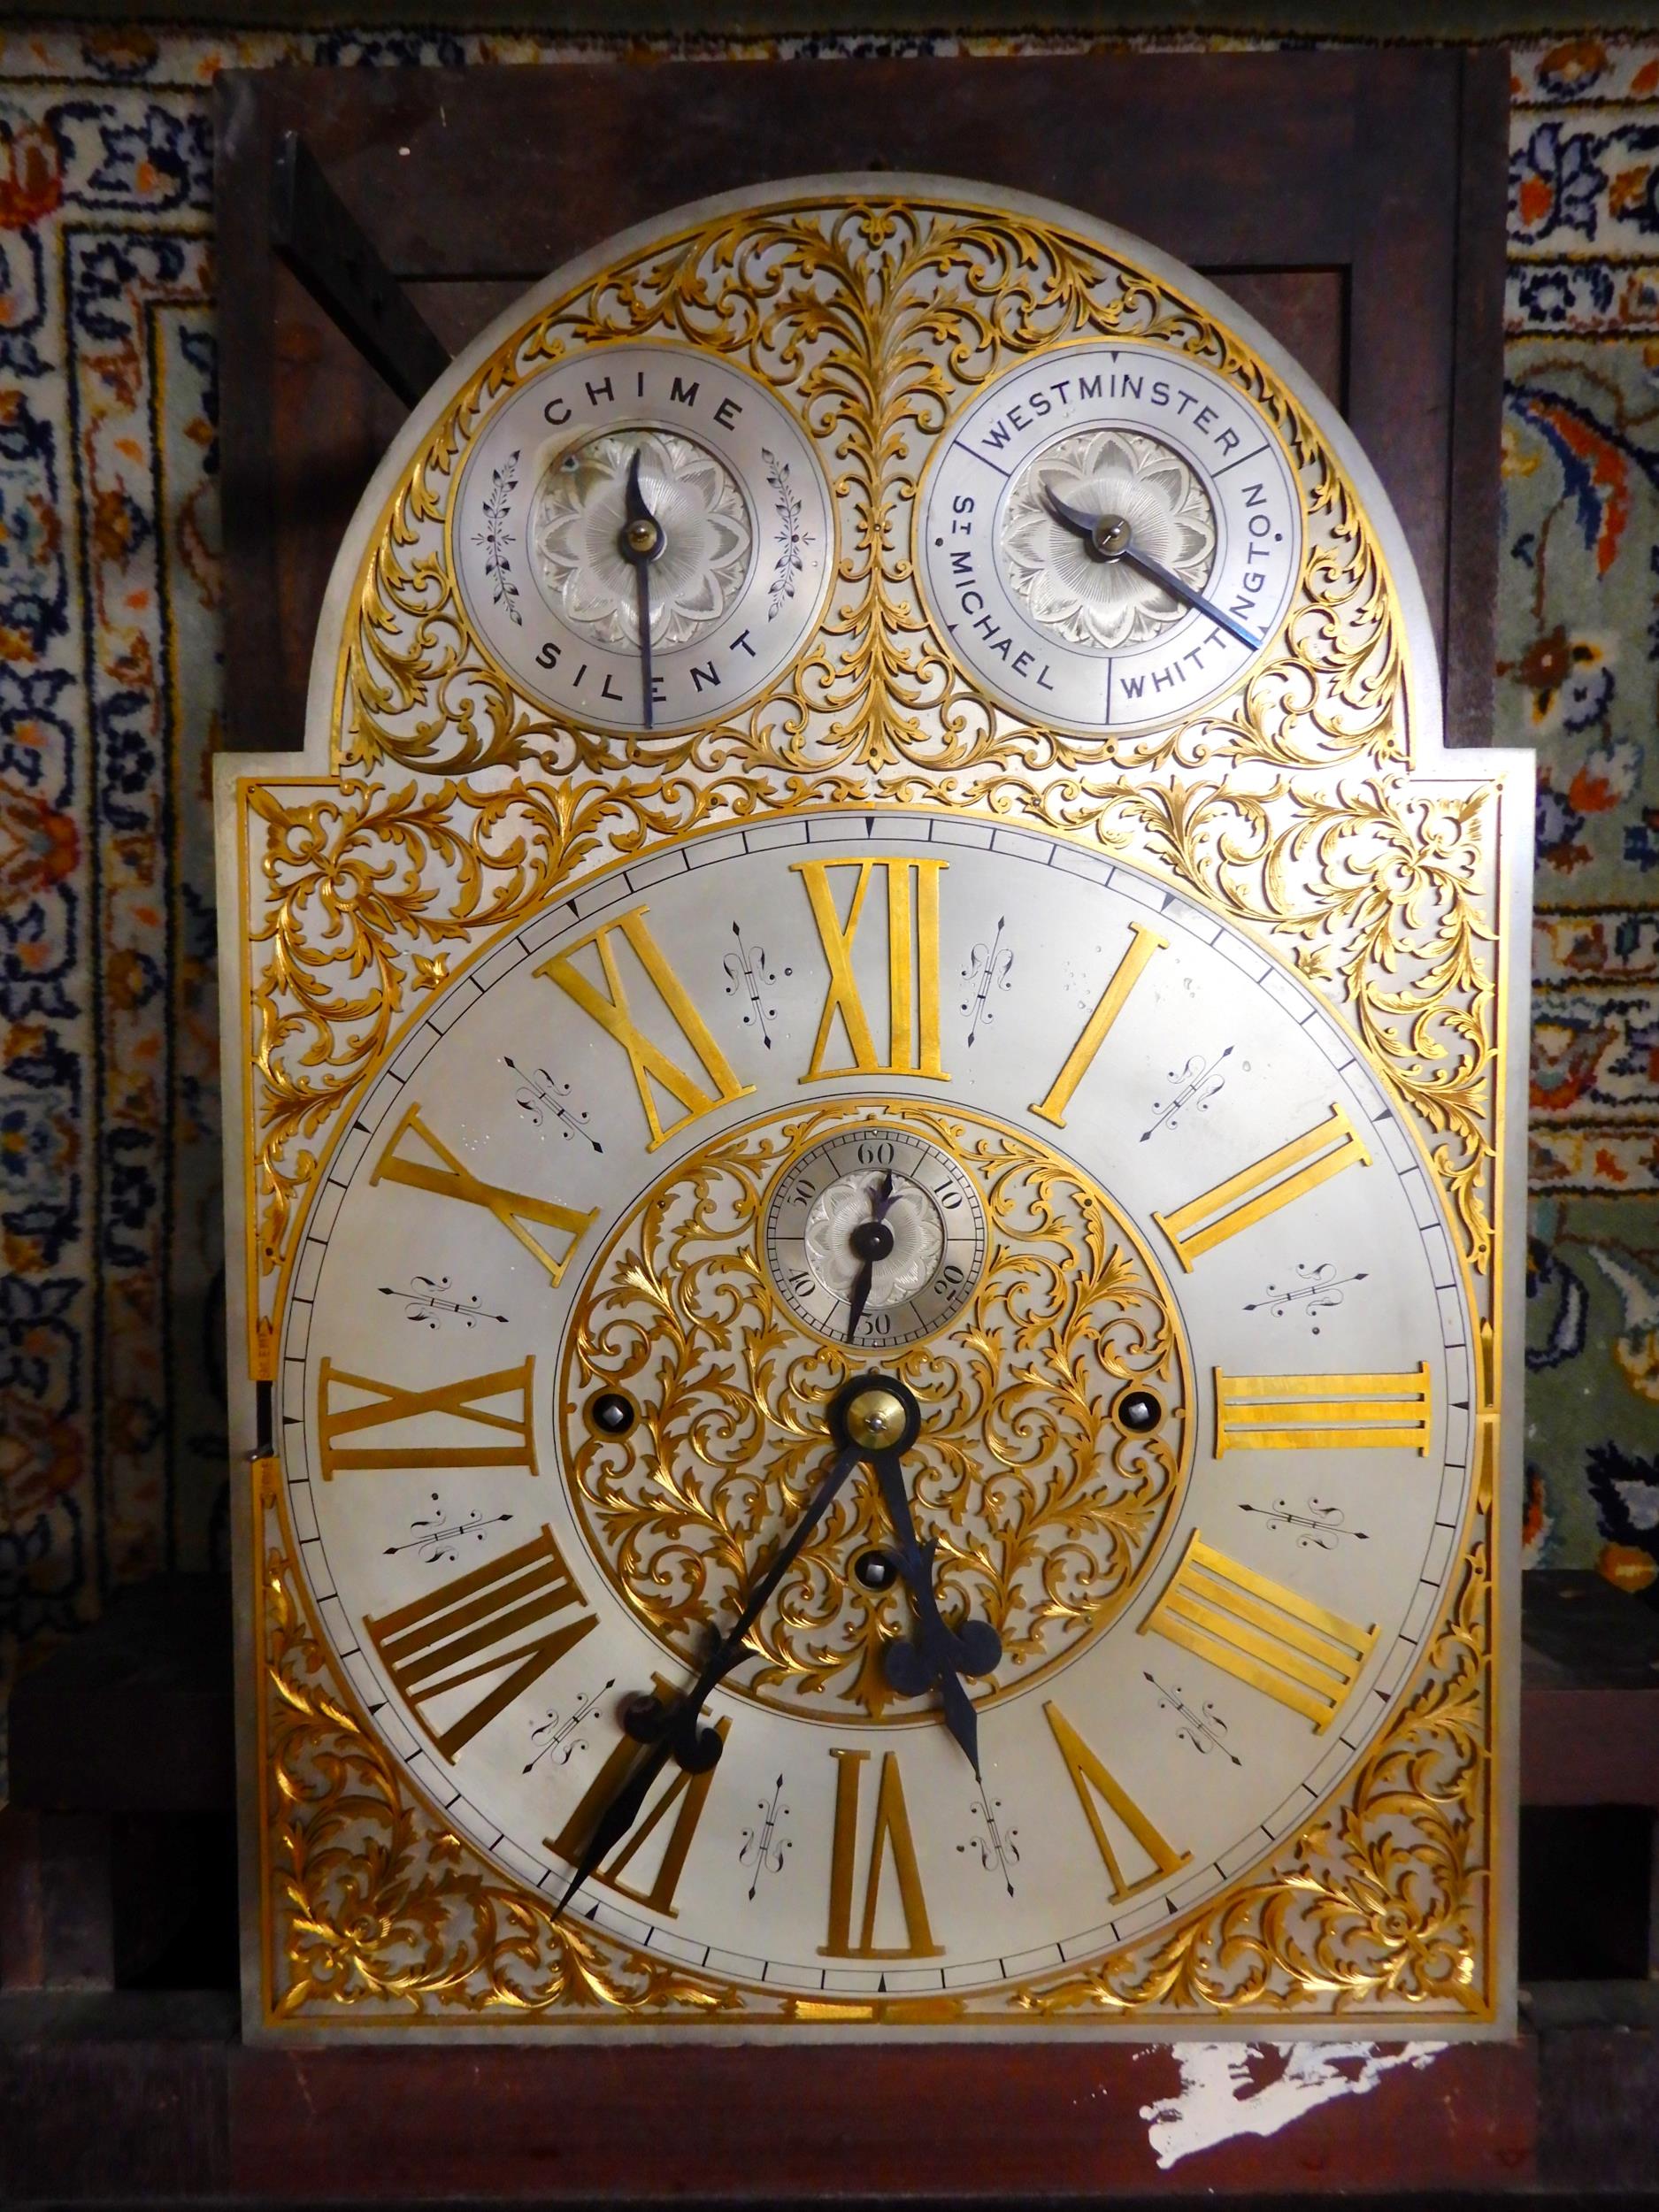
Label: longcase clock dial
xmin=222 ymin=171 xmax=1525 ymax=2041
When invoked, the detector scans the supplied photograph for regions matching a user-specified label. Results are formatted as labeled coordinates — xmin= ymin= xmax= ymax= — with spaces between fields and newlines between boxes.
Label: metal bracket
xmin=271 ymin=130 xmax=451 ymax=409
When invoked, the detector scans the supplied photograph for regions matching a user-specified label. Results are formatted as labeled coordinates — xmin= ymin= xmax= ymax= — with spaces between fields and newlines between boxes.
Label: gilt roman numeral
xmin=1030 ymin=919 xmax=1168 ymax=1126
xmin=1215 ymin=1366 xmax=1432 ymax=1454
xmin=1139 ymin=1532 xmax=1376 ymax=1732
xmin=535 ymin=906 xmax=753 ymax=1150
xmin=819 ymin=1749 xmax=941 ymax=1959
xmin=318 ymin=1357 xmax=536 ymax=1480
xmin=548 ymin=1686 xmax=730 ymax=1919
xmin=1152 ymin=1102 xmax=1371 ymax=1270
xmin=367 ymin=1525 xmax=596 ymax=1762
xmin=372 ymin=1102 xmax=598 ymax=1286
xmin=1043 ymin=1701 xmax=1190 ymax=1903
xmin=793 ymin=857 xmax=949 ymax=1083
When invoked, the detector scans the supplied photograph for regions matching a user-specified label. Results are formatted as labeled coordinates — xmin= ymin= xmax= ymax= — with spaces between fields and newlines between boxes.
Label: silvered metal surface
xmin=215 ymin=172 xmax=1528 ymax=2042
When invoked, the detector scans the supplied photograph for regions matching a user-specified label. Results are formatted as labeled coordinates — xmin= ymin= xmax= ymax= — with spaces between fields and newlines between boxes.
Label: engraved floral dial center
xmin=561 ymin=1101 xmax=1192 ymax=1727
xmin=533 ymin=428 xmax=751 ymax=648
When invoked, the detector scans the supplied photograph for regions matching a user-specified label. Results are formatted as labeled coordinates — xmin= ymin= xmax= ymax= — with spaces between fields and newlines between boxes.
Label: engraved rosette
xmin=804 ymin=1169 xmax=945 ymax=1304
xmin=531 ymin=428 xmax=752 ymax=646
xmin=1001 ymin=427 xmax=1217 ymax=649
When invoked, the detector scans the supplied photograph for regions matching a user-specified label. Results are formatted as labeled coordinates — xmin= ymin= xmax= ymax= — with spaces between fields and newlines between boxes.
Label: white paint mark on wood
xmin=1140 ymin=2039 xmax=1448 ymax=2170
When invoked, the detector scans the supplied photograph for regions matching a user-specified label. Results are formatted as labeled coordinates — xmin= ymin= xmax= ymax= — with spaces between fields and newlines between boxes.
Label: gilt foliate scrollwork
xmin=343 ymin=196 xmax=1401 ymax=788
xmin=260 ymin=1474 xmax=1490 ymax=2026
xmin=261 ymin=1520 xmax=740 ymax=2021
xmin=560 ymin=1103 xmax=1190 ymax=1723
xmin=245 ymin=185 xmax=1506 ymax=2030
xmin=244 ymin=757 xmax=1498 ymax=1338
xmin=1015 ymin=1542 xmax=1489 ymax=2020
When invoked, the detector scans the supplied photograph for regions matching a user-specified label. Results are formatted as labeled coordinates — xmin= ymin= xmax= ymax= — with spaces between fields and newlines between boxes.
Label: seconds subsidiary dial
xmin=919 ymin=340 xmax=1302 ymax=733
xmin=764 ymin=1123 xmax=986 ymax=1348
xmin=450 ymin=342 xmax=833 ymax=733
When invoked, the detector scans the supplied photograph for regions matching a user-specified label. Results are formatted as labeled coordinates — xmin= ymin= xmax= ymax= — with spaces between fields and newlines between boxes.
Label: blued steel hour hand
xmin=1041 ymin=484 xmax=1263 ymax=651
xmin=619 ymin=447 xmax=664 ymax=730
xmin=870 ymin=1440 xmax=1001 ymax=1778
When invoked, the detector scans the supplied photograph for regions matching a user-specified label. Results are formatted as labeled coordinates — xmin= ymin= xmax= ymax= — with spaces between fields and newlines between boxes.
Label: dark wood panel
xmin=0 ymin=1996 xmax=233 ymax=2200
xmin=1217 ymin=268 xmax=1346 ymax=409
xmin=231 ymin=57 xmax=1371 ymax=281
xmin=217 ymin=50 xmax=1506 ymax=757
xmin=1446 ymin=44 xmax=1510 ymax=750
xmin=4 ymin=1578 xmax=234 ymax=1816
xmin=221 ymin=2033 xmax=1534 ymax=2199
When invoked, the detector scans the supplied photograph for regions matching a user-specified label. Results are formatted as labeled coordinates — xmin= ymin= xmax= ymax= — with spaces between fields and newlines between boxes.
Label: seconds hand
xmin=845 ymin=1170 xmax=897 ymax=1342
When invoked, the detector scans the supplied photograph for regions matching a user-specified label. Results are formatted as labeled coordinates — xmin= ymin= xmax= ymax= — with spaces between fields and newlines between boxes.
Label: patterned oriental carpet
xmin=0 ymin=25 xmax=1656 ymax=1744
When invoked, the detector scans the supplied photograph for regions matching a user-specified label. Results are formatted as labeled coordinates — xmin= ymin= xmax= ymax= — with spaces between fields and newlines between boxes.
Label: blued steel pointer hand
xmin=871 ymin=1440 xmax=1002 ymax=1778
xmin=619 ymin=448 xmax=664 ymax=730
xmin=1041 ymin=484 xmax=1263 ymax=652
xmin=550 ymin=1376 xmax=919 ymax=1924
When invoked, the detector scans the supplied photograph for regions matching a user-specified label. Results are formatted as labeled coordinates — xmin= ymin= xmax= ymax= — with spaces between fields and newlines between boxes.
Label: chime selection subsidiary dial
xmin=449 ymin=342 xmax=833 ymax=733
xmin=918 ymin=340 xmax=1302 ymax=733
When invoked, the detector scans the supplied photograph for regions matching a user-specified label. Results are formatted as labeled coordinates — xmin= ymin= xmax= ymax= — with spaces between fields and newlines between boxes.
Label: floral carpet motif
xmin=0 ymin=26 xmax=1656 ymax=1754
xmin=1507 ymin=35 xmax=1659 ymax=1584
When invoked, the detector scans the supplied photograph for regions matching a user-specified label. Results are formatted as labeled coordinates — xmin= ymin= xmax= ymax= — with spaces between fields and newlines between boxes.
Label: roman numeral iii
xmin=317 ymin=1357 xmax=537 ymax=1480
xmin=372 ymin=1102 xmax=597 ymax=1286
xmin=819 ymin=1749 xmax=941 ymax=1959
xmin=548 ymin=1685 xmax=730 ymax=1919
xmin=535 ymin=905 xmax=753 ymax=1150
xmin=1043 ymin=1701 xmax=1190 ymax=1903
xmin=1215 ymin=1366 xmax=1432 ymax=1454
xmin=793 ymin=857 xmax=949 ymax=1083
xmin=1152 ymin=1102 xmax=1371 ymax=1270
xmin=1030 ymin=919 xmax=1167 ymax=1127
xmin=367 ymin=1525 xmax=597 ymax=1762
xmin=1140 ymin=1532 xmax=1377 ymax=1732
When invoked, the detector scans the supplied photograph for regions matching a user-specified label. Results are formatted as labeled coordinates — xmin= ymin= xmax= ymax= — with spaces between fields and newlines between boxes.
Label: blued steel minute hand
xmin=550 ymin=1433 xmax=862 ymax=1923
xmin=1041 ymin=484 xmax=1263 ymax=652
xmin=551 ymin=1375 xmax=919 ymax=1924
